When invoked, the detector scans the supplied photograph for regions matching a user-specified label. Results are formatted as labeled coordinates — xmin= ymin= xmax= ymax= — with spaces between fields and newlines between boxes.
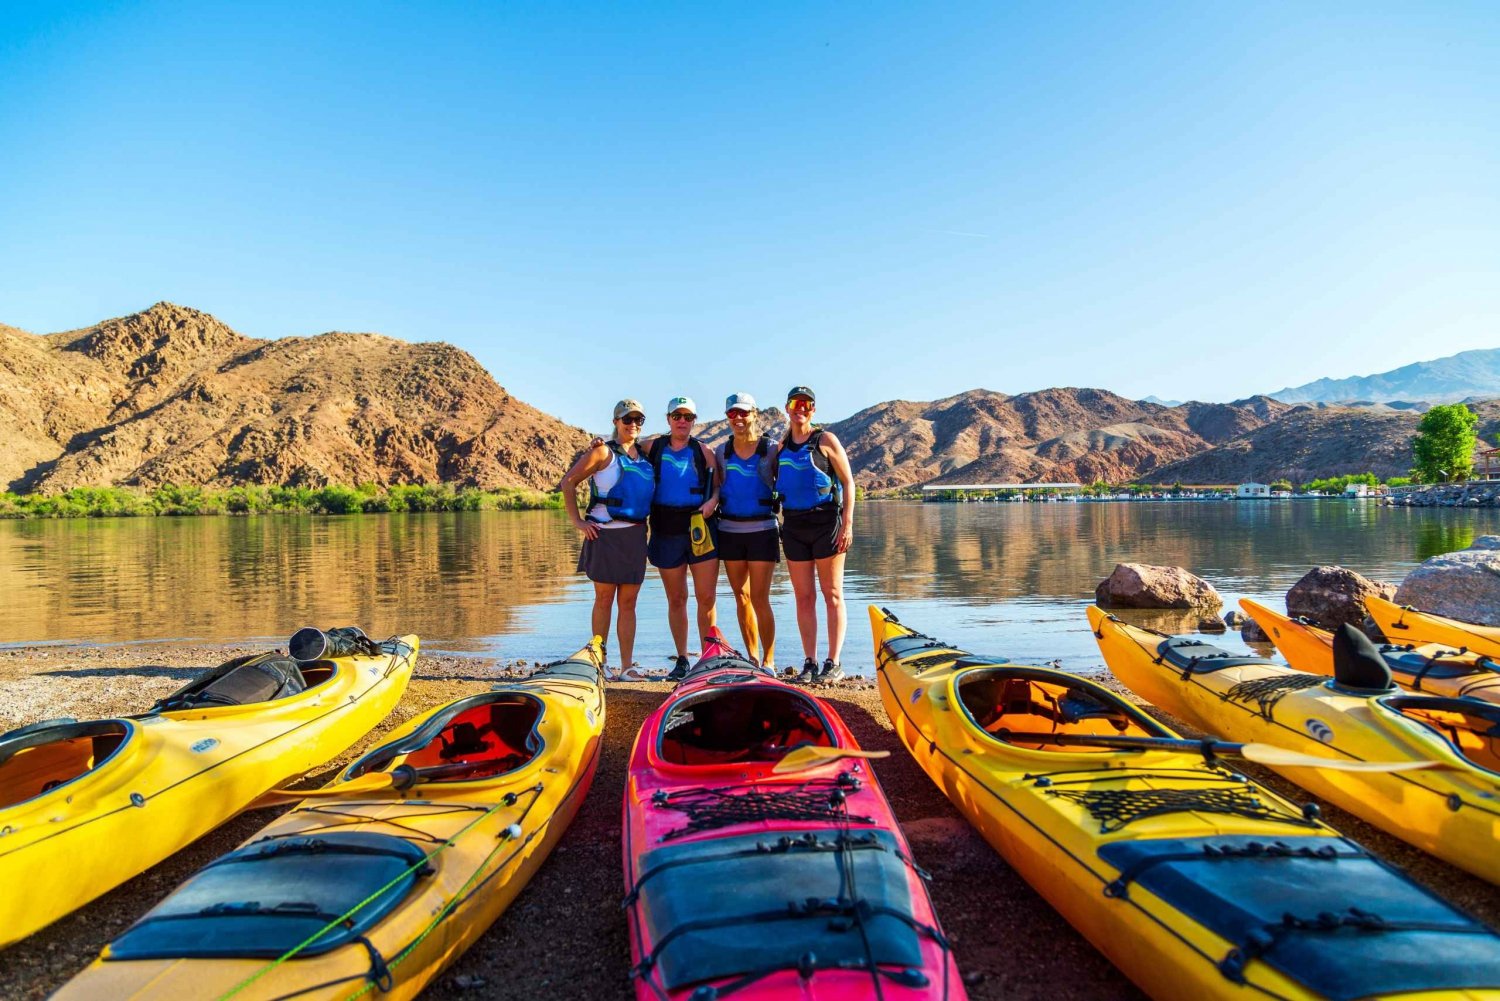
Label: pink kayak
xmin=623 ymin=630 xmax=966 ymax=1000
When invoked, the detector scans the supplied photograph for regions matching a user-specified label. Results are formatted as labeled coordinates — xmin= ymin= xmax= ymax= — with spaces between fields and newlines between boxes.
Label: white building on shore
xmin=1236 ymin=482 xmax=1270 ymax=499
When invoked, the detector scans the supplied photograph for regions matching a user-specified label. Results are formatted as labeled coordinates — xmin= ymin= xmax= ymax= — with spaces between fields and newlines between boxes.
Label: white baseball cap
xmin=666 ymin=396 xmax=697 ymax=416
xmin=725 ymin=392 xmax=756 ymax=413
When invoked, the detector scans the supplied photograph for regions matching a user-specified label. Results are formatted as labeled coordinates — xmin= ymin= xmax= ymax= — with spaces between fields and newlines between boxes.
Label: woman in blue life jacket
xmin=715 ymin=392 xmax=779 ymax=672
xmin=639 ymin=396 xmax=722 ymax=681
xmin=559 ymin=399 xmax=655 ymax=678
xmin=776 ymin=386 xmax=857 ymax=684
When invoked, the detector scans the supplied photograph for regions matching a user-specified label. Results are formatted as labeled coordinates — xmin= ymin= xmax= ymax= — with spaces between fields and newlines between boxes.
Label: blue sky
xmin=2 ymin=2 xmax=1497 ymax=430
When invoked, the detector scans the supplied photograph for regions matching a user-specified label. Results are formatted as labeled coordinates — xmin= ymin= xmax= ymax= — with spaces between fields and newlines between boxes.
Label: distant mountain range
xmin=1269 ymin=347 xmax=1500 ymax=404
xmin=2 ymin=304 xmax=1496 ymax=493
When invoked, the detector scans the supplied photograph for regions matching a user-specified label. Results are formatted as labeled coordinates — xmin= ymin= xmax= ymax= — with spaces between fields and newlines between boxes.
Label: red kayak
xmin=623 ymin=630 xmax=965 ymax=1000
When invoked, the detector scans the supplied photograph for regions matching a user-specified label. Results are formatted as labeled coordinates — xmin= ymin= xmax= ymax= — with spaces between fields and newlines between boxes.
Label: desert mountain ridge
xmin=3 ymin=303 xmax=1497 ymax=494
xmin=1269 ymin=347 xmax=1500 ymax=405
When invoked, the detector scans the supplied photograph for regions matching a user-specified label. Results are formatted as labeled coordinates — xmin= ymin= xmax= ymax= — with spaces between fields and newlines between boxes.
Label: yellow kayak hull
xmin=1366 ymin=596 xmax=1500 ymax=660
xmin=872 ymin=606 xmax=1500 ymax=1001
xmin=57 ymin=640 xmax=606 ymax=1001
xmin=1240 ymin=598 xmax=1500 ymax=704
xmin=1091 ymin=606 xmax=1500 ymax=884
xmin=0 ymin=637 xmax=416 ymax=947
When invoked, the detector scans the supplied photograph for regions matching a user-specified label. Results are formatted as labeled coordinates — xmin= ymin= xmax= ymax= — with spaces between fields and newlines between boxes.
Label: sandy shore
xmin=2 ymin=644 xmax=1497 ymax=1000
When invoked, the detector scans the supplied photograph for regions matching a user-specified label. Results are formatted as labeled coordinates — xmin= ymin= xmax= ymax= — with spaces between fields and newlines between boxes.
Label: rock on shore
xmin=1385 ymin=483 xmax=1500 ymax=508
xmin=1394 ymin=536 xmax=1500 ymax=626
xmin=1095 ymin=563 xmax=1223 ymax=611
xmin=1286 ymin=566 xmax=1396 ymax=631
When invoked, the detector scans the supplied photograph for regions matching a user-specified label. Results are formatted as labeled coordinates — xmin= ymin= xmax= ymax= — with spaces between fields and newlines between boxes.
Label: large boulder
xmin=1095 ymin=563 xmax=1223 ymax=611
xmin=1394 ymin=538 xmax=1500 ymax=627
xmin=1285 ymin=566 xmax=1396 ymax=631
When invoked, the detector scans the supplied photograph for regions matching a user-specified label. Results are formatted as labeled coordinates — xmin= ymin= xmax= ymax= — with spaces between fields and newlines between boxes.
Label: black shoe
xmin=793 ymin=657 xmax=819 ymax=684
xmin=818 ymin=659 xmax=844 ymax=684
xmin=666 ymin=655 xmax=691 ymax=682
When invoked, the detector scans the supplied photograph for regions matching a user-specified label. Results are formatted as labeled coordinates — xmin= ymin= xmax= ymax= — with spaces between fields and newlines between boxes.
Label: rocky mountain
xmin=1270 ymin=347 xmax=1500 ymax=404
xmin=826 ymin=389 xmax=1294 ymax=489
xmin=1 ymin=303 xmax=589 ymax=493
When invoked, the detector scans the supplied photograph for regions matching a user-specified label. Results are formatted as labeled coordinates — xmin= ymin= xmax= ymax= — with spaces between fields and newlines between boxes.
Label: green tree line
xmin=0 ymin=483 xmax=563 ymax=519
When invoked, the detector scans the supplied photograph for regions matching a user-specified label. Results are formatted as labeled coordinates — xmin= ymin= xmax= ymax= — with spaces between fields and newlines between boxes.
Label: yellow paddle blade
xmin=772 ymin=745 xmax=890 ymax=774
xmin=251 ymin=771 xmax=400 ymax=806
xmin=1239 ymin=743 xmax=1442 ymax=772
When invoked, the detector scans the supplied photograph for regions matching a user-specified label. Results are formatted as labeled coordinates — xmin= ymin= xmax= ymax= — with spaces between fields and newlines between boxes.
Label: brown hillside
xmin=4 ymin=303 xmax=588 ymax=492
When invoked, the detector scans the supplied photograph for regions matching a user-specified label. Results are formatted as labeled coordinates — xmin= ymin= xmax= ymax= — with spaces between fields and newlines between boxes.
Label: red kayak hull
xmin=623 ymin=632 xmax=965 ymax=999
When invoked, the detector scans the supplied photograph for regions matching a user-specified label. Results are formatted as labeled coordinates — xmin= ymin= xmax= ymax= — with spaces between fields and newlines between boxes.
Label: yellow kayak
xmin=1090 ymin=606 xmax=1500 ymax=885
xmin=0 ymin=635 xmax=416 ymax=947
xmin=873 ymin=606 xmax=1500 ymax=1000
xmin=1366 ymin=596 xmax=1500 ymax=660
xmin=57 ymin=638 xmax=606 ymax=1001
xmin=1240 ymin=598 xmax=1500 ymax=705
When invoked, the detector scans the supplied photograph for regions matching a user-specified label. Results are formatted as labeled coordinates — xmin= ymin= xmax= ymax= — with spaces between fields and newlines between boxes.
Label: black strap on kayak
xmin=1103 ymin=839 xmax=1362 ymax=900
xmin=1048 ymin=786 xmax=1319 ymax=835
xmin=1218 ymin=908 xmax=1495 ymax=985
xmin=623 ymin=832 xmax=893 ymax=907
xmin=653 ymin=777 xmax=876 ymax=840
xmin=1222 ymin=673 xmax=1327 ymax=720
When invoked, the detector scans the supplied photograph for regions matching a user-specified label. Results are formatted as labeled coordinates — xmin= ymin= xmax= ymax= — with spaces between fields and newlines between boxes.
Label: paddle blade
xmin=772 ymin=745 xmax=890 ymax=774
xmin=1239 ymin=743 xmax=1441 ymax=772
xmin=251 ymin=771 xmax=399 ymax=805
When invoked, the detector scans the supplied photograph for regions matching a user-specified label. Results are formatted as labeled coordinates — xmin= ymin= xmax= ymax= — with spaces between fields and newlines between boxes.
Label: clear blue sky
xmin=2 ymin=2 xmax=1497 ymax=430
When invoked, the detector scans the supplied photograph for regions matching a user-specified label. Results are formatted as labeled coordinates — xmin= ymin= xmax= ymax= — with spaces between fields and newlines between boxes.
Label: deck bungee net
xmin=626 ymin=767 xmax=955 ymax=1001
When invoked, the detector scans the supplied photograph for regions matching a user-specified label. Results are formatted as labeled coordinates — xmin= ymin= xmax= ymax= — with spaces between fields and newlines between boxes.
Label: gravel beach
xmin=2 ymin=643 xmax=1496 ymax=1000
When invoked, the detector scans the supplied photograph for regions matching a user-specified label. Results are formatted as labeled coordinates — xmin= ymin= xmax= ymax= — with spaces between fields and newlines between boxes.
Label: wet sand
xmin=1 ymin=644 xmax=1496 ymax=1000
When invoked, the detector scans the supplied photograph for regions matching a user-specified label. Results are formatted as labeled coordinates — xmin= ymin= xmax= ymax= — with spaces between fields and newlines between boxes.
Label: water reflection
xmin=0 ymin=502 xmax=1495 ymax=674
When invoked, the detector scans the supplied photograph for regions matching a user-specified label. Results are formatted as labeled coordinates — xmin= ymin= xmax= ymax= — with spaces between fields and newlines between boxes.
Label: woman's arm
xmin=820 ymin=431 xmax=856 ymax=553
xmin=560 ymin=443 xmax=610 ymax=540
xmin=698 ymin=440 xmax=721 ymax=518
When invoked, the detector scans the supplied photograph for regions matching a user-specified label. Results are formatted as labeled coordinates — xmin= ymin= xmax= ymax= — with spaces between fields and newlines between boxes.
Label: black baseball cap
xmin=786 ymin=386 xmax=816 ymax=404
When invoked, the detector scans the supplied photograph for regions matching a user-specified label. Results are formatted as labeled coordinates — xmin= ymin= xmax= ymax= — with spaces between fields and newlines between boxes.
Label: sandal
xmin=617 ymin=664 xmax=652 ymax=681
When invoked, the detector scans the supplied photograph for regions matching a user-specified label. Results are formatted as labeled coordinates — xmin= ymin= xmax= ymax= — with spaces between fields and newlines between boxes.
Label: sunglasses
xmin=618 ymin=415 xmax=645 ymax=426
xmin=669 ymin=412 xmax=696 ymax=421
xmin=726 ymin=409 xmax=752 ymax=418
xmin=787 ymin=399 xmax=814 ymax=411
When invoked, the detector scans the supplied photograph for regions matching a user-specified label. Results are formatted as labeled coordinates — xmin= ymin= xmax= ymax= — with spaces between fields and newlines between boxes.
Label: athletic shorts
xmin=576 ymin=522 xmax=647 ymax=585
xmin=717 ymin=526 xmax=780 ymax=563
xmin=648 ymin=522 xmax=719 ymax=570
xmin=781 ymin=508 xmax=842 ymax=562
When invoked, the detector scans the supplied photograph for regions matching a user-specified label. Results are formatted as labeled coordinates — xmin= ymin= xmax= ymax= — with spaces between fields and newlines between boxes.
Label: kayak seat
xmin=0 ymin=720 xmax=131 ymax=809
xmin=105 ymin=832 xmax=432 ymax=962
xmin=1096 ymin=834 xmax=1500 ymax=998
xmin=958 ymin=674 xmax=1135 ymax=736
xmin=660 ymin=689 xmax=833 ymax=766
xmin=1156 ymin=638 xmax=1270 ymax=674
xmin=630 ymin=830 xmax=923 ymax=991
xmin=345 ymin=692 xmax=544 ymax=781
xmin=151 ymin=653 xmax=308 ymax=713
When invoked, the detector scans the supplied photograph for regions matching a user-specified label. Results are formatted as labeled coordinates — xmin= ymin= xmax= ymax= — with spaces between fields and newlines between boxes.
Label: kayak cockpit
xmin=1382 ymin=696 xmax=1500 ymax=776
xmin=149 ymin=653 xmax=339 ymax=714
xmin=659 ymin=687 xmax=834 ymax=766
xmin=956 ymin=668 xmax=1169 ymax=751
xmin=0 ymin=719 xmax=133 ymax=809
xmin=345 ymin=692 xmax=544 ymax=783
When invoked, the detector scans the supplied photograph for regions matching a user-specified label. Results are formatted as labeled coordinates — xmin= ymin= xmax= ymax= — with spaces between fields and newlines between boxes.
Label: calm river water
xmin=2 ymin=501 xmax=1496 ymax=674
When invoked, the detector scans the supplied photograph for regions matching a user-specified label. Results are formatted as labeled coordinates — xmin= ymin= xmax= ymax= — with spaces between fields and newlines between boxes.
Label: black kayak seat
xmin=106 ymin=832 xmax=431 ymax=961
xmin=1097 ymin=834 xmax=1500 ymax=999
xmin=1156 ymin=638 xmax=1271 ymax=674
xmin=632 ymin=829 xmax=923 ymax=991
xmin=151 ymin=653 xmax=307 ymax=713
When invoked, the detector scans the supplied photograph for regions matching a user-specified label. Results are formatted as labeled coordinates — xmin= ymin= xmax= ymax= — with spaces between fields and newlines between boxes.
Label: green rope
xmin=214 ymin=793 xmax=521 ymax=1000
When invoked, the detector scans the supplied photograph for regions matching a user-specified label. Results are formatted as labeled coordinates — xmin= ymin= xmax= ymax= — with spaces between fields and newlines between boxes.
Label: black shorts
xmin=780 ymin=508 xmax=841 ymax=562
xmin=718 ymin=527 xmax=780 ymax=563
xmin=648 ymin=521 xmax=720 ymax=570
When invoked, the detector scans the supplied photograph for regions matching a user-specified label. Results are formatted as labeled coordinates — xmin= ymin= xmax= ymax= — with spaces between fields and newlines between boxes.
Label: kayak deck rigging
xmin=652 ymin=775 xmax=877 ymax=840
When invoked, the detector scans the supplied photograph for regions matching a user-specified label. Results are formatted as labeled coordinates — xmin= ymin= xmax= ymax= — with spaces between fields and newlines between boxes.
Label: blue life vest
xmin=588 ymin=442 xmax=654 ymax=522
xmin=776 ymin=430 xmax=838 ymax=513
xmin=718 ymin=436 xmax=778 ymax=520
xmin=649 ymin=438 xmax=710 ymax=510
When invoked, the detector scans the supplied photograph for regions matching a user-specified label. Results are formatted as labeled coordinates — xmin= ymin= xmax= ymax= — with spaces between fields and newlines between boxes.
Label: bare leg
xmin=616 ymin=583 xmax=640 ymax=668
xmin=749 ymin=560 xmax=776 ymax=670
xmin=814 ymin=551 xmax=847 ymax=663
xmin=723 ymin=559 xmax=759 ymax=661
xmin=786 ymin=558 xmax=818 ymax=661
xmin=659 ymin=564 xmax=689 ymax=658
xmin=591 ymin=582 xmax=617 ymax=664
xmin=688 ymin=557 xmax=720 ymax=647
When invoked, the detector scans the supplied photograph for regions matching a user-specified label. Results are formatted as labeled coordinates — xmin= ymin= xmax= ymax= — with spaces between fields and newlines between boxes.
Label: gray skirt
xmin=576 ymin=522 xmax=648 ymax=585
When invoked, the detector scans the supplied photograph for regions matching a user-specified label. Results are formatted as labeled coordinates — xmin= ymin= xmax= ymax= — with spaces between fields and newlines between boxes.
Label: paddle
xmin=253 ymin=761 xmax=481 ymax=804
xmin=772 ymin=745 xmax=890 ymax=774
xmin=1004 ymin=731 xmax=1443 ymax=772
